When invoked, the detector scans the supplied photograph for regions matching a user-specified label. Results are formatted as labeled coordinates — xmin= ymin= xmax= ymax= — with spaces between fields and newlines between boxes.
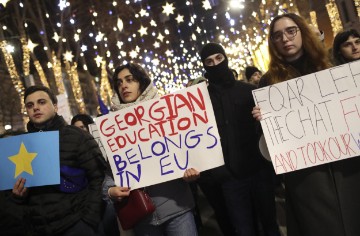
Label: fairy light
xmin=355 ymin=0 xmax=360 ymax=16
xmin=70 ymin=62 xmax=85 ymax=113
xmin=326 ymin=0 xmax=343 ymax=36
xmin=52 ymin=51 xmax=65 ymax=94
xmin=21 ymin=37 xmax=30 ymax=77
xmin=99 ymin=60 xmax=113 ymax=107
xmin=310 ymin=11 xmax=318 ymax=28
xmin=33 ymin=60 xmax=49 ymax=87
xmin=0 ymin=40 xmax=25 ymax=115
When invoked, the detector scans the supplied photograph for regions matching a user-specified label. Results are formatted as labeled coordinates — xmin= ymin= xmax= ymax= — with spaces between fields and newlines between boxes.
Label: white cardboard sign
xmin=252 ymin=61 xmax=360 ymax=174
xmin=95 ymin=83 xmax=224 ymax=189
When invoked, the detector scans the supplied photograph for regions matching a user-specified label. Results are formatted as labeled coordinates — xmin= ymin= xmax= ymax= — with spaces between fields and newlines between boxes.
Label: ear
xmin=54 ymin=103 xmax=58 ymax=113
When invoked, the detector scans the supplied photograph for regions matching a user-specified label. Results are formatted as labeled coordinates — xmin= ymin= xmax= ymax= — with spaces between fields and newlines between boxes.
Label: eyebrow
xmin=118 ymin=74 xmax=133 ymax=80
xmin=273 ymin=26 xmax=298 ymax=32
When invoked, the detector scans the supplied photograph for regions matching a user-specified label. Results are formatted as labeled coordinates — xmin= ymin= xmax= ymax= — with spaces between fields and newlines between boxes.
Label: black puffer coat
xmin=23 ymin=114 xmax=106 ymax=235
xmin=203 ymin=81 xmax=271 ymax=181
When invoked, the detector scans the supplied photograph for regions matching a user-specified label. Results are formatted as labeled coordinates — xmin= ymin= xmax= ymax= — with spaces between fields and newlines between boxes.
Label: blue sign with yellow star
xmin=0 ymin=131 xmax=60 ymax=190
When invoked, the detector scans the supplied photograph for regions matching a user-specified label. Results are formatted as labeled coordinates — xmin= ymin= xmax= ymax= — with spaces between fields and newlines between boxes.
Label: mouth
xmin=33 ymin=113 xmax=42 ymax=119
xmin=283 ymin=45 xmax=294 ymax=50
xmin=122 ymin=92 xmax=130 ymax=97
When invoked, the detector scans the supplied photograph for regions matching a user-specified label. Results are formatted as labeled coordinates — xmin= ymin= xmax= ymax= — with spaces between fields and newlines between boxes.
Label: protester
xmin=11 ymin=85 xmax=106 ymax=236
xmin=252 ymin=13 xmax=360 ymax=236
xmin=103 ymin=63 xmax=199 ymax=236
xmin=245 ymin=66 xmax=262 ymax=86
xmin=199 ymin=42 xmax=280 ymax=236
xmin=71 ymin=113 xmax=94 ymax=132
xmin=0 ymin=131 xmax=28 ymax=236
xmin=332 ymin=29 xmax=360 ymax=65
xmin=70 ymin=113 xmax=119 ymax=236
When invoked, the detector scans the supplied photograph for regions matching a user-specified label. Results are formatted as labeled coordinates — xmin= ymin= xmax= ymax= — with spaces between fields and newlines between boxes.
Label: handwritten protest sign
xmin=253 ymin=61 xmax=360 ymax=174
xmin=88 ymin=123 xmax=108 ymax=161
xmin=95 ymin=83 xmax=224 ymax=189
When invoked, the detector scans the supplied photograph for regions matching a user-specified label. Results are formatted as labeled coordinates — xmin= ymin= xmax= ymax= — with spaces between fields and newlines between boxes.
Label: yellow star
xmin=8 ymin=142 xmax=38 ymax=178
xmin=0 ymin=0 xmax=10 ymax=7
xmin=139 ymin=9 xmax=147 ymax=17
xmin=150 ymin=20 xmax=157 ymax=27
xmin=202 ymin=0 xmax=212 ymax=10
xmin=53 ymin=32 xmax=60 ymax=42
xmin=138 ymin=25 xmax=148 ymax=36
xmin=27 ymin=40 xmax=38 ymax=53
xmin=94 ymin=55 xmax=103 ymax=67
xmin=162 ymin=2 xmax=175 ymax=16
xmin=157 ymin=33 xmax=164 ymax=42
xmin=175 ymin=14 xmax=184 ymax=24
xmin=62 ymin=51 xmax=74 ymax=62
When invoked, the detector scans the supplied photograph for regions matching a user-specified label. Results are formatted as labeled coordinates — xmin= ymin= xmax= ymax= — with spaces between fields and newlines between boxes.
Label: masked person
xmin=199 ymin=43 xmax=280 ymax=236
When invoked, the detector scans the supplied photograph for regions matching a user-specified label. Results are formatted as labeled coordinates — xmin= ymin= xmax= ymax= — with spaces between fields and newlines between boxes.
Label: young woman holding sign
xmin=102 ymin=63 xmax=199 ymax=236
xmin=252 ymin=13 xmax=360 ymax=236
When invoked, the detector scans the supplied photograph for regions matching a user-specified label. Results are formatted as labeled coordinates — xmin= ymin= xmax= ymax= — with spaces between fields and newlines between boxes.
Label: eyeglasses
xmin=271 ymin=26 xmax=300 ymax=42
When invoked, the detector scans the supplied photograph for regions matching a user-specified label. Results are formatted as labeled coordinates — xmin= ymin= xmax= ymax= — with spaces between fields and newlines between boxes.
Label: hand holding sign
xmin=96 ymin=83 xmax=224 ymax=189
xmin=183 ymin=168 xmax=200 ymax=182
xmin=12 ymin=177 xmax=28 ymax=198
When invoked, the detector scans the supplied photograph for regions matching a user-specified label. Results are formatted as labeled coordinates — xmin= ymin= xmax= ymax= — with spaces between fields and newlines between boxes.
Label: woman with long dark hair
xmin=102 ymin=63 xmax=199 ymax=236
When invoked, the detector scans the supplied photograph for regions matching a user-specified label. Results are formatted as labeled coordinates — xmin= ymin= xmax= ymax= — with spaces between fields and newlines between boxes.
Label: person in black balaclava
xmin=197 ymin=43 xmax=280 ymax=236
xmin=200 ymin=42 xmax=235 ymax=86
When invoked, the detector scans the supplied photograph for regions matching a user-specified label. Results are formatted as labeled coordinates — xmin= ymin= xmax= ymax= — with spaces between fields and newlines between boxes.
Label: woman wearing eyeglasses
xmin=253 ymin=13 xmax=360 ymax=236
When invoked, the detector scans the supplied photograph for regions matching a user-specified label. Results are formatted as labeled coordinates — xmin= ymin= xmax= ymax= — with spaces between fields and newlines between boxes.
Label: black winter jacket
xmin=202 ymin=81 xmax=271 ymax=181
xmin=23 ymin=115 xmax=106 ymax=235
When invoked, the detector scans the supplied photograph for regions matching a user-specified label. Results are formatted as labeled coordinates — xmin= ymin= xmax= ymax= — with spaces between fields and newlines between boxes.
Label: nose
xmin=351 ymin=43 xmax=358 ymax=51
xmin=33 ymin=104 xmax=39 ymax=111
xmin=120 ymin=81 xmax=128 ymax=91
xmin=282 ymin=32 xmax=289 ymax=42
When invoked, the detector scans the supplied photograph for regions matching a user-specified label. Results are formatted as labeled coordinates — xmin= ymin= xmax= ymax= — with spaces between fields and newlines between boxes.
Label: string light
xmin=21 ymin=38 xmax=30 ymax=77
xmin=33 ymin=60 xmax=50 ymax=87
xmin=310 ymin=11 xmax=318 ymax=28
xmin=0 ymin=40 xmax=25 ymax=115
xmin=326 ymin=0 xmax=343 ymax=36
xmin=52 ymin=51 xmax=65 ymax=94
xmin=99 ymin=61 xmax=113 ymax=108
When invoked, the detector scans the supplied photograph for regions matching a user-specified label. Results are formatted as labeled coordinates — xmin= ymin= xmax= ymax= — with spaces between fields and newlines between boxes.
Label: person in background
xmin=186 ymin=76 xmax=207 ymax=88
xmin=11 ymin=85 xmax=106 ymax=236
xmin=252 ymin=13 xmax=360 ymax=236
xmin=70 ymin=113 xmax=119 ymax=236
xmin=231 ymin=68 xmax=239 ymax=80
xmin=199 ymin=42 xmax=280 ymax=236
xmin=103 ymin=63 xmax=199 ymax=236
xmin=332 ymin=29 xmax=360 ymax=65
xmin=71 ymin=113 xmax=94 ymax=132
xmin=0 ymin=131 xmax=29 ymax=236
xmin=245 ymin=66 xmax=262 ymax=86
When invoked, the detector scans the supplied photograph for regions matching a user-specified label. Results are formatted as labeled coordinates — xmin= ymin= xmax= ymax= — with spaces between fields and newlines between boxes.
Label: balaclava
xmin=200 ymin=43 xmax=235 ymax=86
